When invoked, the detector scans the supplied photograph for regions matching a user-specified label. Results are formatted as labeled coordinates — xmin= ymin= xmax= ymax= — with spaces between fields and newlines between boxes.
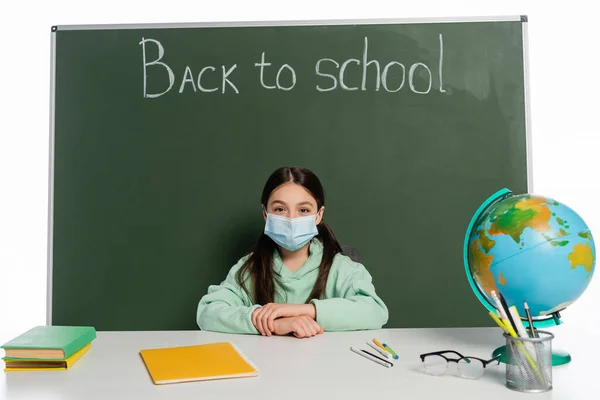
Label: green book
xmin=1 ymin=325 xmax=96 ymax=360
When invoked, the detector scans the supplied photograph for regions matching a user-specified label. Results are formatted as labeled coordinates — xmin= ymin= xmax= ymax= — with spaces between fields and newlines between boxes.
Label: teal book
xmin=1 ymin=325 xmax=96 ymax=360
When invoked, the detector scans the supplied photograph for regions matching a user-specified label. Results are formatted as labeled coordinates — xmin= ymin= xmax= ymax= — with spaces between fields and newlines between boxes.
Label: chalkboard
xmin=48 ymin=16 xmax=531 ymax=330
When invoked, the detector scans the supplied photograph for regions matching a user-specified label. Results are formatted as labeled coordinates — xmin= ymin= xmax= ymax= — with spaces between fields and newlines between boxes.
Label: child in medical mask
xmin=196 ymin=167 xmax=388 ymax=338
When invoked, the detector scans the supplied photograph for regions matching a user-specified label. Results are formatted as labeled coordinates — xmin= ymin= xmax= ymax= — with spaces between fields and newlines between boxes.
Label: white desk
xmin=0 ymin=325 xmax=594 ymax=400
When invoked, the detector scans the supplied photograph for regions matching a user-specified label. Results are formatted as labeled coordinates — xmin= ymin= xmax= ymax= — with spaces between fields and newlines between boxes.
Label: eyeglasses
xmin=419 ymin=350 xmax=501 ymax=379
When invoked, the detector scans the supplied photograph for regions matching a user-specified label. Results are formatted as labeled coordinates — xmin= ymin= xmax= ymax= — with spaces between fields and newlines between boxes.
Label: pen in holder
xmin=504 ymin=330 xmax=554 ymax=393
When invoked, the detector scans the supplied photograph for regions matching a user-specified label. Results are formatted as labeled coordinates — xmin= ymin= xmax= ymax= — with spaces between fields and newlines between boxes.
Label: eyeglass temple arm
xmin=487 ymin=353 xmax=502 ymax=365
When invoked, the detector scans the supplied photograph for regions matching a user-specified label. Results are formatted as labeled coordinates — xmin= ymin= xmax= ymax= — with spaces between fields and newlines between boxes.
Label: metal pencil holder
xmin=504 ymin=330 xmax=554 ymax=393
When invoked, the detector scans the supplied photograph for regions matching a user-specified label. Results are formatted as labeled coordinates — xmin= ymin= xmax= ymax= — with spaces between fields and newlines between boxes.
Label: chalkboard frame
xmin=46 ymin=15 xmax=534 ymax=327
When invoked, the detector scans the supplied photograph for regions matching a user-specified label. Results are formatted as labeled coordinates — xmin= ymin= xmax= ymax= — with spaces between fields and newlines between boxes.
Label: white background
xmin=0 ymin=1 xmax=598 ymax=345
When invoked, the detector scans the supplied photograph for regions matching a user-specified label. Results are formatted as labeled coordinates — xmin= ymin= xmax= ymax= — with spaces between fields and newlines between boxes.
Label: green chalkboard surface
xmin=49 ymin=17 xmax=530 ymax=330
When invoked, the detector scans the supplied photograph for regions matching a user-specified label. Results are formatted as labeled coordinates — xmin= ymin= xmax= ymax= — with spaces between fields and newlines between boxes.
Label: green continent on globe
xmin=488 ymin=196 xmax=553 ymax=242
xmin=578 ymin=232 xmax=592 ymax=240
xmin=469 ymin=230 xmax=497 ymax=294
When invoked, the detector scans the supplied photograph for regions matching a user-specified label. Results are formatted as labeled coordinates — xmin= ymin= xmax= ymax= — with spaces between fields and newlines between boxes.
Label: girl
xmin=196 ymin=167 xmax=388 ymax=338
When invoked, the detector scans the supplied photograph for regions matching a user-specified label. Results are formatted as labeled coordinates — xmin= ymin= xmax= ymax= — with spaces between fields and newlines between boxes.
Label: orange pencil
xmin=372 ymin=338 xmax=387 ymax=352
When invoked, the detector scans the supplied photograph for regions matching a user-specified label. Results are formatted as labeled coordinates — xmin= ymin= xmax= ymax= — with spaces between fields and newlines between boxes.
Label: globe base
xmin=492 ymin=345 xmax=572 ymax=366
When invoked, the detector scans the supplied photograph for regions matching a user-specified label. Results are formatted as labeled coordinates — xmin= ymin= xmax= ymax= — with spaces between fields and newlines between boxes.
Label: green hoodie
xmin=196 ymin=239 xmax=389 ymax=334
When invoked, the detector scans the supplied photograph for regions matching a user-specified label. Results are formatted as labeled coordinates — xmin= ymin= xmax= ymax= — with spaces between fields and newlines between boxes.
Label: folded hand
xmin=273 ymin=316 xmax=324 ymax=338
xmin=252 ymin=303 xmax=316 ymax=336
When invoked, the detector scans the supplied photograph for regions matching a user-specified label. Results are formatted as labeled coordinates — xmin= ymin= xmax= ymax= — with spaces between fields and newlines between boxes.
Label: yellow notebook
xmin=4 ymin=343 xmax=91 ymax=371
xmin=139 ymin=342 xmax=259 ymax=385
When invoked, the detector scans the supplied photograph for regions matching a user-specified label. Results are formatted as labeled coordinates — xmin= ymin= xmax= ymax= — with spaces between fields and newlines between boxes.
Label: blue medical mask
xmin=264 ymin=213 xmax=319 ymax=251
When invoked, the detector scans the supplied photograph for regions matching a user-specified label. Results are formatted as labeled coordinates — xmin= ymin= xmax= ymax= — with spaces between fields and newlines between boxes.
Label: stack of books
xmin=1 ymin=325 xmax=96 ymax=371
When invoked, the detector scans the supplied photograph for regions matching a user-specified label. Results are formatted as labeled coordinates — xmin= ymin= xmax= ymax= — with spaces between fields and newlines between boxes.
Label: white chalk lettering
xmin=178 ymin=66 xmax=196 ymax=93
xmin=312 ymin=34 xmax=445 ymax=94
xmin=276 ymin=64 xmax=296 ymax=91
xmin=409 ymin=63 xmax=432 ymax=94
xmin=255 ymin=52 xmax=276 ymax=89
xmin=140 ymin=34 xmax=446 ymax=97
xmin=222 ymin=65 xmax=239 ymax=94
xmin=340 ymin=59 xmax=359 ymax=91
xmin=315 ymin=59 xmax=339 ymax=92
xmin=197 ymin=66 xmax=218 ymax=92
xmin=362 ymin=37 xmax=381 ymax=91
xmin=139 ymin=37 xmax=175 ymax=98
xmin=381 ymin=62 xmax=405 ymax=92
xmin=438 ymin=34 xmax=446 ymax=93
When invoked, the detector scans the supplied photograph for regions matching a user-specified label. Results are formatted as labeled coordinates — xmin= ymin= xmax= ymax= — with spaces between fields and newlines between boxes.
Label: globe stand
xmin=492 ymin=345 xmax=571 ymax=366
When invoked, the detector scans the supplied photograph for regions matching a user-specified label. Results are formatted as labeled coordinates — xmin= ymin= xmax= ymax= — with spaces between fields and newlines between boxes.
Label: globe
xmin=463 ymin=188 xmax=596 ymax=365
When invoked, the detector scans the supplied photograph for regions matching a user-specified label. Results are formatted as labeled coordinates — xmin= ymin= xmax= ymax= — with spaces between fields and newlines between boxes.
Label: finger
xmin=263 ymin=307 xmax=277 ymax=336
xmin=294 ymin=326 xmax=306 ymax=338
xmin=291 ymin=320 xmax=305 ymax=338
xmin=308 ymin=322 xmax=319 ymax=337
xmin=267 ymin=309 xmax=280 ymax=333
xmin=260 ymin=311 xmax=271 ymax=336
xmin=301 ymin=319 xmax=314 ymax=337
xmin=255 ymin=308 xmax=268 ymax=336
xmin=305 ymin=316 xmax=321 ymax=332
xmin=262 ymin=310 xmax=273 ymax=336
xmin=251 ymin=308 xmax=260 ymax=331
xmin=253 ymin=308 xmax=263 ymax=335
xmin=312 ymin=320 xmax=323 ymax=336
xmin=261 ymin=305 xmax=273 ymax=321
xmin=315 ymin=322 xmax=324 ymax=334
xmin=252 ymin=308 xmax=261 ymax=334
xmin=258 ymin=307 xmax=274 ymax=336
xmin=300 ymin=320 xmax=315 ymax=337
xmin=302 ymin=317 xmax=316 ymax=334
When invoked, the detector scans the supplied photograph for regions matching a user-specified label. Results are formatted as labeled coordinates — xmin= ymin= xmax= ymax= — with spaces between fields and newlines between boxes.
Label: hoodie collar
xmin=273 ymin=238 xmax=323 ymax=279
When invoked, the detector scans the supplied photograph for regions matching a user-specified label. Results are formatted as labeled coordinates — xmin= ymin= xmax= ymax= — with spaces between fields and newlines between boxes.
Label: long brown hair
xmin=236 ymin=167 xmax=343 ymax=305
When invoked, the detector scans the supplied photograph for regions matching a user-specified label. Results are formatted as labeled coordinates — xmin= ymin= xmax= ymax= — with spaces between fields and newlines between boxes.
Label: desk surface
xmin=0 ymin=325 xmax=594 ymax=400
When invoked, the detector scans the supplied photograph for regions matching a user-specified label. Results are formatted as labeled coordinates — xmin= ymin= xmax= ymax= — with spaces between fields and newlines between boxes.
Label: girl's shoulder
xmin=328 ymin=251 xmax=374 ymax=288
xmin=331 ymin=251 xmax=367 ymax=273
xmin=223 ymin=253 xmax=253 ymax=279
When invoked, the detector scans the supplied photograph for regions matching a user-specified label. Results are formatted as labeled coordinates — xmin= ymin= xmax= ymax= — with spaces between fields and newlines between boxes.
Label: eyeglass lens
xmin=457 ymin=357 xmax=485 ymax=379
xmin=423 ymin=355 xmax=486 ymax=379
xmin=423 ymin=354 xmax=447 ymax=375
